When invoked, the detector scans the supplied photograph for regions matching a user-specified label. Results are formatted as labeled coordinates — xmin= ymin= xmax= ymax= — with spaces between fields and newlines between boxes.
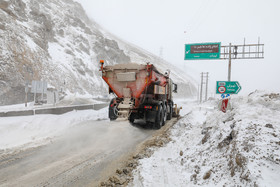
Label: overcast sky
xmin=76 ymin=0 xmax=280 ymax=96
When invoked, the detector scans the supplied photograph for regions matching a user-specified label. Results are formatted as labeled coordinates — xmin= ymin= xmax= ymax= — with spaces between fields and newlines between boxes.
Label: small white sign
xmin=31 ymin=81 xmax=47 ymax=94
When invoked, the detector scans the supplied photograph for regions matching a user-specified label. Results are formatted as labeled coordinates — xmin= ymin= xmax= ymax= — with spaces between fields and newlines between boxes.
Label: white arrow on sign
xmin=236 ymin=82 xmax=242 ymax=93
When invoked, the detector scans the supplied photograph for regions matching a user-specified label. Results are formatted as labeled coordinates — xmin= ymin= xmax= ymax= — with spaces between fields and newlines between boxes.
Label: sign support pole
xmin=34 ymin=81 xmax=36 ymax=104
xmin=25 ymin=92 xmax=27 ymax=107
xmin=228 ymin=43 xmax=232 ymax=81
xmin=25 ymin=82 xmax=28 ymax=107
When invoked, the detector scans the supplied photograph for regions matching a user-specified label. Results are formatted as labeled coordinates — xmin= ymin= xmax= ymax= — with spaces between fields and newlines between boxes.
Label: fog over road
xmin=0 ymin=119 xmax=162 ymax=187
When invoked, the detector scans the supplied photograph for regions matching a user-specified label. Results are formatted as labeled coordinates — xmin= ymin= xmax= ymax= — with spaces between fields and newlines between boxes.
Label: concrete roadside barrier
xmin=0 ymin=103 xmax=109 ymax=117
xmin=93 ymin=103 xmax=109 ymax=110
xmin=0 ymin=110 xmax=34 ymax=117
xmin=35 ymin=105 xmax=94 ymax=115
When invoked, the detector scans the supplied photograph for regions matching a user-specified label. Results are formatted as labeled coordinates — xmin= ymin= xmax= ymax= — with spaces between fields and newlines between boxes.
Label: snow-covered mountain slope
xmin=0 ymin=0 xmax=196 ymax=106
xmin=130 ymin=90 xmax=280 ymax=187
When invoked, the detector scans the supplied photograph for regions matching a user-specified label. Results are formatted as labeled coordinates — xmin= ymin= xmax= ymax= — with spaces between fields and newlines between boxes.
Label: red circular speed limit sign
xmin=218 ymin=86 xmax=226 ymax=93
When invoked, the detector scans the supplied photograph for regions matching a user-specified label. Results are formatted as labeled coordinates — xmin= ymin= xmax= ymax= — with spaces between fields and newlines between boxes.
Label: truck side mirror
xmin=173 ymin=83 xmax=177 ymax=93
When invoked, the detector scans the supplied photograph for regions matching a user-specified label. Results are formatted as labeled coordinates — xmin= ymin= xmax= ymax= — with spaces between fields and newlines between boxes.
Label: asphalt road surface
xmin=0 ymin=118 xmax=175 ymax=187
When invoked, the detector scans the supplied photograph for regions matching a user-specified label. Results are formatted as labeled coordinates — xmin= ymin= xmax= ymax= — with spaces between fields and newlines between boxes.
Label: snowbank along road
xmin=130 ymin=91 xmax=280 ymax=187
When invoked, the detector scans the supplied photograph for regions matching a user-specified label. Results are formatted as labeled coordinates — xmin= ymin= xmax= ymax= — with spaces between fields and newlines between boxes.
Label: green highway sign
xmin=216 ymin=81 xmax=242 ymax=94
xmin=185 ymin=42 xmax=221 ymax=60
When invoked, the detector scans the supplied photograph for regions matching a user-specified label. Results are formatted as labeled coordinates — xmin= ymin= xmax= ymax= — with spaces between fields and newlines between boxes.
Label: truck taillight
xmin=144 ymin=106 xmax=152 ymax=109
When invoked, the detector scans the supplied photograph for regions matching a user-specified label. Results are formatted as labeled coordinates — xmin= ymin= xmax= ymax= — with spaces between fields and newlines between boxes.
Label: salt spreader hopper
xmin=100 ymin=60 xmax=180 ymax=129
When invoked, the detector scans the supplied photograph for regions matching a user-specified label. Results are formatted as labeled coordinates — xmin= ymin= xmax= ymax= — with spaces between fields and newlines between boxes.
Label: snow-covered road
xmin=0 ymin=94 xmax=181 ymax=187
xmin=0 ymin=118 xmax=157 ymax=186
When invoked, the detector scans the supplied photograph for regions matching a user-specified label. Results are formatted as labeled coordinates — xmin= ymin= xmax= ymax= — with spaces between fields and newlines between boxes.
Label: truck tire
xmin=129 ymin=113 xmax=135 ymax=124
xmin=154 ymin=105 xmax=163 ymax=129
xmin=167 ymin=103 xmax=173 ymax=120
xmin=109 ymin=99 xmax=118 ymax=121
xmin=162 ymin=104 xmax=167 ymax=126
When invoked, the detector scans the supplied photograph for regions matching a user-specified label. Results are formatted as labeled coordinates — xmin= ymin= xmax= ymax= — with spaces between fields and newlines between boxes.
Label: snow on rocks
xmin=130 ymin=91 xmax=280 ymax=187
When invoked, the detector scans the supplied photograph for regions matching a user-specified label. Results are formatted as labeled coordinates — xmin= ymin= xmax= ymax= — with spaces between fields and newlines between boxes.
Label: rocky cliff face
xmin=0 ymin=0 xmax=196 ymax=105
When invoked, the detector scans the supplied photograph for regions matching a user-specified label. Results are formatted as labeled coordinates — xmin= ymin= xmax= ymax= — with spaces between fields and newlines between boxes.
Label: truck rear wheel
xmin=129 ymin=113 xmax=135 ymax=124
xmin=109 ymin=99 xmax=118 ymax=121
xmin=167 ymin=103 xmax=173 ymax=120
xmin=162 ymin=104 xmax=167 ymax=126
xmin=154 ymin=105 xmax=163 ymax=129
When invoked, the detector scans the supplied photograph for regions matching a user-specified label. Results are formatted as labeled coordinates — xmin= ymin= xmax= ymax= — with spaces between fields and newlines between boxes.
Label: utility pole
xmin=200 ymin=73 xmax=203 ymax=103
xmin=205 ymin=72 xmax=209 ymax=101
xmin=199 ymin=72 xmax=209 ymax=103
xmin=197 ymin=84 xmax=199 ymax=103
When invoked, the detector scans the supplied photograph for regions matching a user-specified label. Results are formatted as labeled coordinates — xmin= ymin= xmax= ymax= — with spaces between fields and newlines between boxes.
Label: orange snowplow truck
xmin=100 ymin=60 xmax=178 ymax=129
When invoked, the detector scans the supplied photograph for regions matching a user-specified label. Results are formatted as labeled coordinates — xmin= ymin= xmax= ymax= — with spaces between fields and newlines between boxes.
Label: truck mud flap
xmin=146 ymin=110 xmax=157 ymax=123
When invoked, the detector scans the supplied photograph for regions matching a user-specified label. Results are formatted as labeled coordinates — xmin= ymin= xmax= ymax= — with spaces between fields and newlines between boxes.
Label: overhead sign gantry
xmin=185 ymin=39 xmax=264 ymax=108
xmin=184 ymin=38 xmax=264 ymax=82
